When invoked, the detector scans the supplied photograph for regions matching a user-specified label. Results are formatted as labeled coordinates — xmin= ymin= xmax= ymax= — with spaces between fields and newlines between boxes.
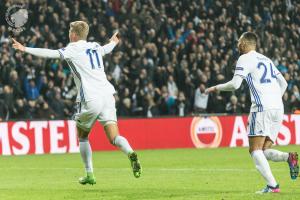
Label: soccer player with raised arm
xmin=12 ymin=21 xmax=142 ymax=185
xmin=205 ymin=32 xmax=299 ymax=193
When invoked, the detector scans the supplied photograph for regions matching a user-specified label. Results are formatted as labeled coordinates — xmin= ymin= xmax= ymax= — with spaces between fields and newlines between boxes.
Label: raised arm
xmin=101 ymin=41 xmax=117 ymax=55
xmin=99 ymin=31 xmax=120 ymax=55
xmin=12 ymin=38 xmax=60 ymax=59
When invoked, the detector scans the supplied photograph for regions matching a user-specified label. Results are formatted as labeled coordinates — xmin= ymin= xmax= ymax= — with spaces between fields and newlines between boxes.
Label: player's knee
xmin=77 ymin=126 xmax=89 ymax=139
xmin=263 ymin=138 xmax=273 ymax=151
xmin=262 ymin=146 xmax=270 ymax=151
xmin=249 ymin=146 xmax=262 ymax=154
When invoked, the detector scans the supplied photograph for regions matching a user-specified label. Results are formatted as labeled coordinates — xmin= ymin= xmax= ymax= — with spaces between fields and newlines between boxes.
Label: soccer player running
xmin=12 ymin=21 xmax=142 ymax=184
xmin=205 ymin=32 xmax=299 ymax=193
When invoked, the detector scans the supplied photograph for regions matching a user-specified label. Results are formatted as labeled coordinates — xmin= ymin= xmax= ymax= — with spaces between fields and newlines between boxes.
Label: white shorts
xmin=74 ymin=95 xmax=117 ymax=132
xmin=247 ymin=109 xmax=284 ymax=142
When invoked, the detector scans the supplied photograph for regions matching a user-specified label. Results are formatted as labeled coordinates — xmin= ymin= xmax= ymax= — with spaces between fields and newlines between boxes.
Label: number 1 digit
xmin=86 ymin=49 xmax=100 ymax=69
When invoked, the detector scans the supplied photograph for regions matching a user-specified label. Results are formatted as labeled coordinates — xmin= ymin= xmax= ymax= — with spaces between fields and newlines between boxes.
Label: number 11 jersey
xmin=234 ymin=50 xmax=283 ymax=112
xmin=58 ymin=40 xmax=116 ymax=103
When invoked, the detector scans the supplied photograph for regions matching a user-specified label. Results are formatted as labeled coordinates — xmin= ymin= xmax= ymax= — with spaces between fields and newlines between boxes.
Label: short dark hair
xmin=241 ymin=32 xmax=258 ymax=45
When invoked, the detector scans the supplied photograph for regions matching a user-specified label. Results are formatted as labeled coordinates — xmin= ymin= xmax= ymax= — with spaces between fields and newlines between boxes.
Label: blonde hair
xmin=69 ymin=21 xmax=89 ymax=40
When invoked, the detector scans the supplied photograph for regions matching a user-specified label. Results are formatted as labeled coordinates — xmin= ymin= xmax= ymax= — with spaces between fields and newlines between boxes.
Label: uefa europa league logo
xmin=5 ymin=4 xmax=28 ymax=33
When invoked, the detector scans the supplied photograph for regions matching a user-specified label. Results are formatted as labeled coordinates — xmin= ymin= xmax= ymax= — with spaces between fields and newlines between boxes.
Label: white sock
xmin=251 ymin=150 xmax=277 ymax=187
xmin=79 ymin=138 xmax=93 ymax=173
xmin=264 ymin=149 xmax=289 ymax=162
xmin=113 ymin=135 xmax=134 ymax=155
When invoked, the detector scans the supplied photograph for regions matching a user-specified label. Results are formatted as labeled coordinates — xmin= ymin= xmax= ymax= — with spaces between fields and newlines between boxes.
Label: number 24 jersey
xmin=234 ymin=50 xmax=283 ymax=112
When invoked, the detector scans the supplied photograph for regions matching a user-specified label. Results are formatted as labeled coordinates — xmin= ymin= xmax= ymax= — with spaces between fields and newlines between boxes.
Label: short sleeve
xmin=57 ymin=45 xmax=74 ymax=60
xmin=234 ymin=56 xmax=250 ymax=79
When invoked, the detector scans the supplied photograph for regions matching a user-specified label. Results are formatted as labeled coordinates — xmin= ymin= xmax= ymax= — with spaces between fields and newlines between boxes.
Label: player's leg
xmin=74 ymin=102 xmax=98 ymax=185
xmin=77 ymin=126 xmax=96 ymax=185
xmin=103 ymin=122 xmax=142 ymax=178
xmin=263 ymin=138 xmax=299 ymax=180
xmin=104 ymin=122 xmax=133 ymax=154
xmin=248 ymin=112 xmax=279 ymax=193
xmin=262 ymin=108 xmax=299 ymax=180
xmin=263 ymin=138 xmax=289 ymax=162
xmin=249 ymin=136 xmax=279 ymax=193
xmin=99 ymin=94 xmax=142 ymax=178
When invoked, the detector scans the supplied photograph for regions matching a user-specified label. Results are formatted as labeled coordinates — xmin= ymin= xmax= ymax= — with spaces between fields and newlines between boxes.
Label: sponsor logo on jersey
xmin=190 ymin=116 xmax=223 ymax=148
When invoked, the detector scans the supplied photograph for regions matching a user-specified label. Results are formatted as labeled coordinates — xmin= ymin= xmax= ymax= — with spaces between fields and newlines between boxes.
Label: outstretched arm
xmin=12 ymin=38 xmax=60 ymax=58
xmin=205 ymin=75 xmax=243 ymax=94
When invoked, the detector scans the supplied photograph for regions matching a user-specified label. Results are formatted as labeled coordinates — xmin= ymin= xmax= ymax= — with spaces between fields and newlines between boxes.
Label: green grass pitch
xmin=0 ymin=146 xmax=299 ymax=200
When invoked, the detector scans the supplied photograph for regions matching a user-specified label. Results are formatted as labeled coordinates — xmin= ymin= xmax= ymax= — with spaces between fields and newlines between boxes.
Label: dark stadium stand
xmin=0 ymin=0 xmax=299 ymax=120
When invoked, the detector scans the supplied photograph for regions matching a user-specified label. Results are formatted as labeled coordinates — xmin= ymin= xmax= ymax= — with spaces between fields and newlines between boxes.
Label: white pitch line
xmin=0 ymin=167 xmax=288 ymax=172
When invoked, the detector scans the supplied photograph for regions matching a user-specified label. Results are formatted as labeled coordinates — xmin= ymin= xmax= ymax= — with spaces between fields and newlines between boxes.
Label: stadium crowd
xmin=0 ymin=0 xmax=299 ymax=120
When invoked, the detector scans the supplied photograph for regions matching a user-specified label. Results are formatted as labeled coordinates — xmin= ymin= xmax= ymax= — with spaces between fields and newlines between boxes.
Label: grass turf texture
xmin=0 ymin=146 xmax=299 ymax=200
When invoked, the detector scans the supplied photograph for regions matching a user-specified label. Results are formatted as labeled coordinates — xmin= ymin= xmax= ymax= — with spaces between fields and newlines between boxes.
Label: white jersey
xmin=57 ymin=40 xmax=116 ymax=102
xmin=234 ymin=50 xmax=283 ymax=112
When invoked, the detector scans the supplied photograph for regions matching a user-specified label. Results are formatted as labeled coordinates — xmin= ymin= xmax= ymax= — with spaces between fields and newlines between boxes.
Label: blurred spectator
xmin=0 ymin=100 xmax=9 ymax=121
xmin=176 ymin=91 xmax=190 ymax=116
xmin=283 ymin=92 xmax=291 ymax=113
xmin=37 ymin=102 xmax=56 ymax=119
xmin=194 ymin=84 xmax=209 ymax=113
xmin=292 ymin=85 xmax=300 ymax=101
xmin=144 ymin=94 xmax=160 ymax=118
xmin=9 ymin=70 xmax=23 ymax=98
xmin=24 ymin=78 xmax=40 ymax=100
xmin=290 ymin=94 xmax=300 ymax=113
xmin=167 ymin=75 xmax=178 ymax=98
xmin=208 ymin=92 xmax=226 ymax=113
xmin=239 ymin=94 xmax=249 ymax=113
xmin=27 ymin=100 xmax=38 ymax=119
xmin=159 ymin=86 xmax=177 ymax=115
xmin=49 ymin=88 xmax=69 ymax=118
xmin=226 ymin=95 xmax=242 ymax=113
xmin=12 ymin=99 xmax=29 ymax=119
xmin=2 ymin=85 xmax=14 ymax=115
xmin=119 ymin=98 xmax=133 ymax=117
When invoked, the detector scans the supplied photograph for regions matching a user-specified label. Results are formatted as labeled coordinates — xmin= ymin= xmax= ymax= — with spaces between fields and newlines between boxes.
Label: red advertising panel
xmin=0 ymin=114 xmax=299 ymax=155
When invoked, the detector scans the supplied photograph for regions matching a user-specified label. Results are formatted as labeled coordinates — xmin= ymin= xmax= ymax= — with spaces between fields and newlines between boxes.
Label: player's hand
xmin=110 ymin=31 xmax=119 ymax=44
xmin=204 ymin=86 xmax=217 ymax=94
xmin=12 ymin=38 xmax=25 ymax=52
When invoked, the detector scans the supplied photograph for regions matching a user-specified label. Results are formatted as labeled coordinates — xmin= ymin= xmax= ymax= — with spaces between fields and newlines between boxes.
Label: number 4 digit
xmin=270 ymin=63 xmax=277 ymax=79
